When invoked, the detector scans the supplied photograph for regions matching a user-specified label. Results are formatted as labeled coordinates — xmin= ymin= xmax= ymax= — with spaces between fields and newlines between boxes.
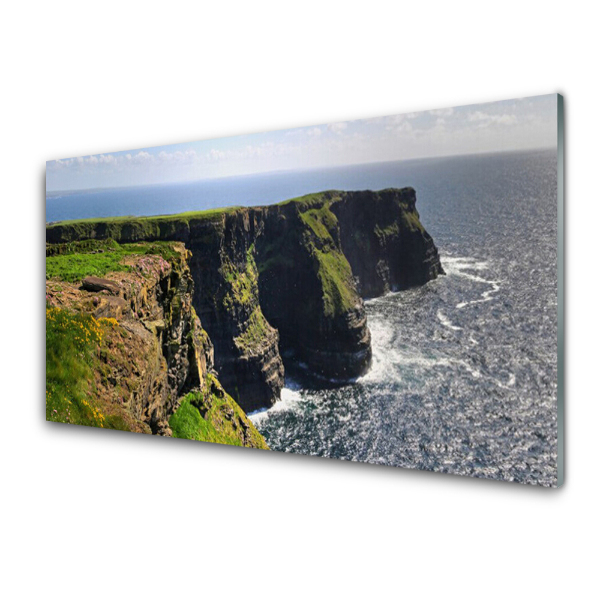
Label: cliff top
xmin=48 ymin=205 xmax=241 ymax=227
xmin=46 ymin=187 xmax=418 ymax=243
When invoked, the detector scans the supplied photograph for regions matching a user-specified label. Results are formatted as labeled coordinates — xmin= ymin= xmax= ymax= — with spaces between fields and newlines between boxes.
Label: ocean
xmin=47 ymin=149 xmax=558 ymax=485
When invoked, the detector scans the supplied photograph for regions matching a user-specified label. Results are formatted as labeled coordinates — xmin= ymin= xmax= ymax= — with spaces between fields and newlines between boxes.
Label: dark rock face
xmin=254 ymin=199 xmax=372 ymax=381
xmin=46 ymin=188 xmax=443 ymax=412
xmin=331 ymin=188 xmax=444 ymax=297
xmin=123 ymin=248 xmax=214 ymax=435
xmin=183 ymin=211 xmax=285 ymax=413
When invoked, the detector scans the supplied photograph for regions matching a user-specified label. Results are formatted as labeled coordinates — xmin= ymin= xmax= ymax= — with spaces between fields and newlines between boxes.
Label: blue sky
xmin=46 ymin=94 xmax=557 ymax=192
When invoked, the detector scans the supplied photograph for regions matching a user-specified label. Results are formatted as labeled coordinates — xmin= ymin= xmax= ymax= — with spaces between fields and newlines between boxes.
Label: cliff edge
xmin=46 ymin=188 xmax=443 ymax=414
xmin=45 ymin=239 xmax=268 ymax=448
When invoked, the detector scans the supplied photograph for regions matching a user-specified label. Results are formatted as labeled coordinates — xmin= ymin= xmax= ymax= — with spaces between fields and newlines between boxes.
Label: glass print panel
xmin=46 ymin=94 xmax=562 ymax=487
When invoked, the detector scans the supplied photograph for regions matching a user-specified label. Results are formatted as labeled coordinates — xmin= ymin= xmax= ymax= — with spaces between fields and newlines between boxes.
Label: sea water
xmin=250 ymin=150 xmax=558 ymax=486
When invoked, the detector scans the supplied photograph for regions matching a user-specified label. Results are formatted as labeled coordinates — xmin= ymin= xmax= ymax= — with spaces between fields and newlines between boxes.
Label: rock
xmin=185 ymin=211 xmax=285 ymax=413
xmin=81 ymin=276 xmax=121 ymax=295
xmin=331 ymin=188 xmax=444 ymax=296
xmin=84 ymin=245 xmax=217 ymax=437
xmin=93 ymin=296 xmax=128 ymax=319
xmin=144 ymin=319 xmax=166 ymax=334
xmin=47 ymin=189 xmax=443 ymax=413
xmin=255 ymin=197 xmax=372 ymax=381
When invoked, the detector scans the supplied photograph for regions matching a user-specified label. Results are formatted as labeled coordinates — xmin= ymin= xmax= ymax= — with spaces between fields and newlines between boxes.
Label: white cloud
xmin=386 ymin=114 xmax=408 ymax=126
xmin=429 ymin=107 xmax=454 ymax=117
xmin=327 ymin=122 xmax=348 ymax=134
xmin=396 ymin=120 xmax=413 ymax=133
xmin=98 ymin=154 xmax=117 ymax=165
xmin=370 ymin=112 xmax=418 ymax=127
xmin=468 ymin=111 xmax=517 ymax=126
xmin=284 ymin=129 xmax=303 ymax=137
xmin=158 ymin=149 xmax=198 ymax=163
xmin=207 ymin=149 xmax=226 ymax=161
xmin=49 ymin=158 xmax=69 ymax=168
xmin=48 ymin=154 xmax=110 ymax=168
xmin=307 ymin=127 xmax=322 ymax=137
xmin=129 ymin=151 xmax=151 ymax=164
xmin=382 ymin=113 xmax=422 ymax=133
xmin=384 ymin=115 xmax=413 ymax=133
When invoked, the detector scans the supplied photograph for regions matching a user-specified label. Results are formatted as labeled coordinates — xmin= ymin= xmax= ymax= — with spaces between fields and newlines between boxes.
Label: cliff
xmin=45 ymin=239 xmax=268 ymax=448
xmin=254 ymin=193 xmax=372 ymax=381
xmin=46 ymin=188 xmax=443 ymax=414
xmin=330 ymin=188 xmax=444 ymax=296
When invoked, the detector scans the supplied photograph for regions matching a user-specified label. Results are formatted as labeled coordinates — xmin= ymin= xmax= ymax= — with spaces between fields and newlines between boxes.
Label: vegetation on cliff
xmin=295 ymin=199 xmax=358 ymax=317
xmin=169 ymin=375 xmax=269 ymax=449
xmin=46 ymin=188 xmax=443 ymax=415
xmin=234 ymin=307 xmax=271 ymax=355
xmin=46 ymin=207 xmax=240 ymax=244
xmin=46 ymin=307 xmax=146 ymax=431
xmin=46 ymin=239 xmax=182 ymax=283
xmin=221 ymin=245 xmax=259 ymax=312
xmin=45 ymin=239 xmax=269 ymax=447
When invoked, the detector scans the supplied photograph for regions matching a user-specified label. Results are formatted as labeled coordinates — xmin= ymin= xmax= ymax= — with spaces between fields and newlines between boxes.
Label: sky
xmin=46 ymin=94 xmax=557 ymax=192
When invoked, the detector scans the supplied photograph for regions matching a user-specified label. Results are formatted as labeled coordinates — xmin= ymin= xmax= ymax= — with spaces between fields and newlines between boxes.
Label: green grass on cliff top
xmin=46 ymin=307 xmax=131 ymax=431
xmin=278 ymin=190 xmax=343 ymax=207
xmin=46 ymin=187 xmax=417 ymax=235
xmin=277 ymin=187 xmax=415 ymax=207
xmin=49 ymin=206 xmax=240 ymax=227
xmin=46 ymin=206 xmax=241 ymax=244
xmin=46 ymin=239 xmax=181 ymax=283
xmin=46 ymin=191 xmax=338 ymax=229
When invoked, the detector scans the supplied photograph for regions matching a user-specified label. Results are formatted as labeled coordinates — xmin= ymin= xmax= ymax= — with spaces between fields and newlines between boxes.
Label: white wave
xmin=488 ymin=372 xmax=517 ymax=391
xmin=361 ymin=318 xmax=472 ymax=384
xmin=248 ymin=380 xmax=304 ymax=423
xmin=482 ymin=282 xmax=501 ymax=300
xmin=437 ymin=310 xmax=463 ymax=331
xmin=458 ymin=361 xmax=481 ymax=378
xmin=456 ymin=280 xmax=501 ymax=308
xmin=442 ymin=254 xmax=502 ymax=309
xmin=359 ymin=317 xmax=405 ymax=383
xmin=361 ymin=346 xmax=482 ymax=386
xmin=442 ymin=256 xmax=490 ymax=274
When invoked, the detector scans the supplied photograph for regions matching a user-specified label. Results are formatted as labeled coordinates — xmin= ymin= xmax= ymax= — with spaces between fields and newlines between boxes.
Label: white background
xmin=2 ymin=2 xmax=597 ymax=598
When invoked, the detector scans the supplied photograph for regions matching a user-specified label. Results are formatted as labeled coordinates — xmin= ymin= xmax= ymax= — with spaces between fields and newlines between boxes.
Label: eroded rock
xmin=81 ymin=276 xmax=121 ymax=295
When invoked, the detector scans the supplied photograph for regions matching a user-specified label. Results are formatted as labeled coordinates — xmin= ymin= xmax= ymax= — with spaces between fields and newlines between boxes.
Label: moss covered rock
xmin=169 ymin=375 xmax=269 ymax=449
xmin=47 ymin=188 xmax=443 ymax=411
xmin=46 ymin=241 xmax=218 ymax=436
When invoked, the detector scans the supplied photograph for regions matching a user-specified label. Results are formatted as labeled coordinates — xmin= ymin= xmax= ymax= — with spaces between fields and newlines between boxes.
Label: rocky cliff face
xmin=331 ymin=188 xmax=445 ymax=297
xmin=46 ymin=239 xmax=269 ymax=448
xmin=46 ymin=243 xmax=214 ymax=434
xmin=183 ymin=210 xmax=285 ymax=414
xmin=253 ymin=194 xmax=371 ymax=381
xmin=46 ymin=188 xmax=443 ymax=413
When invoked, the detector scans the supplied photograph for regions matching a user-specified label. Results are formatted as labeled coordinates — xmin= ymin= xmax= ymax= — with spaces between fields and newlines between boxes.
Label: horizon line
xmin=46 ymin=145 xmax=556 ymax=196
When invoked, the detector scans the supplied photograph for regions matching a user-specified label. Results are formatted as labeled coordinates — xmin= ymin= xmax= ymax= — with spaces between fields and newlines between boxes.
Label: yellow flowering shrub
xmin=46 ymin=307 xmax=113 ymax=428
